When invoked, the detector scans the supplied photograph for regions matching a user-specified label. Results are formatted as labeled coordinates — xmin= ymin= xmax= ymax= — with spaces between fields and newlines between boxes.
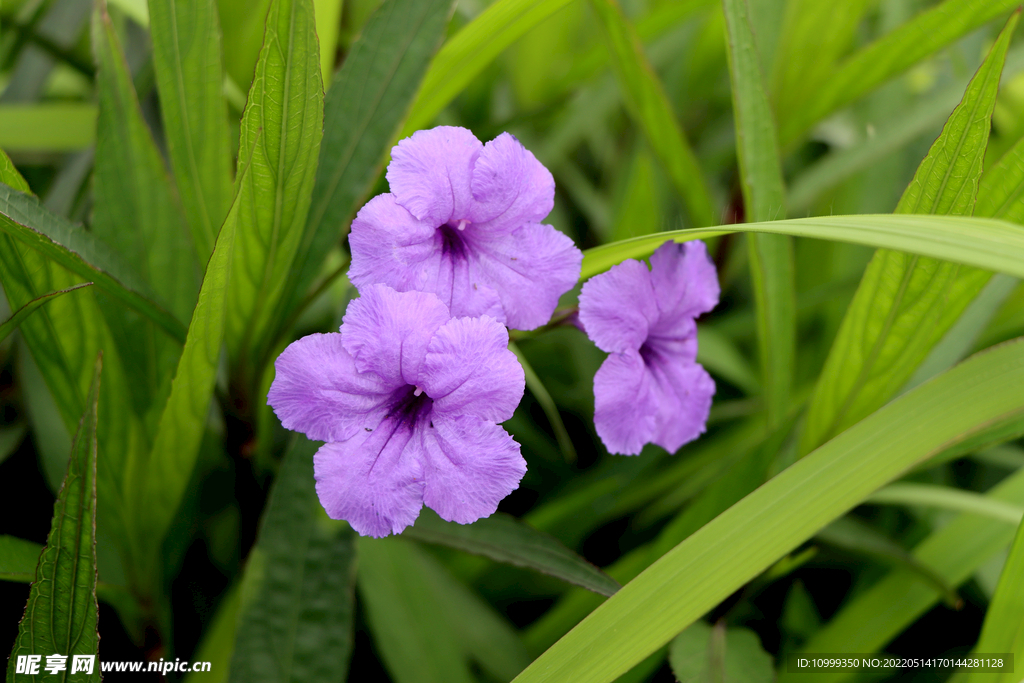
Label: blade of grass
xmin=510 ymin=341 xmax=576 ymax=464
xmin=0 ymin=104 xmax=96 ymax=151
xmin=967 ymin=517 xmax=1024 ymax=683
xmin=511 ymin=337 xmax=1024 ymax=683
xmin=0 ymin=282 xmax=91 ymax=344
xmin=867 ymin=483 xmax=1024 ymax=524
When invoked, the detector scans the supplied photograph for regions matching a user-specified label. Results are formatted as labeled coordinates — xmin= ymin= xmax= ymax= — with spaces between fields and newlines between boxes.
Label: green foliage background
xmin=2 ymin=0 xmax=1024 ymax=681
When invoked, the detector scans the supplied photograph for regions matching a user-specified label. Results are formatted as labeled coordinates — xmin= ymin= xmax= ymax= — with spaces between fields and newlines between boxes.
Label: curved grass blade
xmin=131 ymin=160 xmax=243 ymax=589
xmin=580 ymin=214 xmax=1024 ymax=281
xmin=799 ymin=14 xmax=1017 ymax=454
xmin=967 ymin=518 xmax=1024 ymax=683
xmin=0 ymin=182 xmax=187 ymax=343
xmin=779 ymin=0 xmax=1020 ymax=145
xmin=224 ymin=0 xmax=323 ymax=386
xmin=783 ymin=466 xmax=1024 ymax=683
xmin=0 ymin=536 xmax=43 ymax=583
xmin=229 ymin=437 xmax=357 ymax=682
xmin=148 ymin=0 xmax=234 ymax=263
xmin=587 ymin=0 xmax=716 ymax=228
xmin=404 ymin=509 xmax=620 ymax=597
xmin=0 ymin=282 xmax=91 ymax=344
xmin=5 ymin=354 xmax=101 ymax=683
xmin=510 ymin=338 xmax=1024 ymax=683
xmin=281 ymin=0 xmax=454 ymax=340
xmin=400 ymin=0 xmax=573 ymax=137
xmin=510 ymin=342 xmax=576 ymax=464
xmin=867 ymin=483 xmax=1024 ymax=525
xmin=723 ymin=0 xmax=792 ymax=426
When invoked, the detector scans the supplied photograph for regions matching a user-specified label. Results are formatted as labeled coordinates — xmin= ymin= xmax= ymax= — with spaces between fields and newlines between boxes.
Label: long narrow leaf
xmin=0 ymin=536 xmax=43 ymax=583
xmin=587 ymin=0 xmax=716 ymax=228
xmin=6 ymin=354 xmax=101 ymax=683
xmin=511 ymin=337 xmax=1024 ymax=683
xmin=0 ymin=283 xmax=91 ymax=344
xmin=404 ymin=510 xmax=621 ymax=597
xmin=968 ymin=518 xmax=1024 ymax=683
xmin=229 ymin=437 xmax=357 ymax=682
xmin=148 ymin=0 xmax=234 ymax=262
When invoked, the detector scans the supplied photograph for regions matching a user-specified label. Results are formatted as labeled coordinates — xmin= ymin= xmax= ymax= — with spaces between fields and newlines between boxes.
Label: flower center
xmin=439 ymin=219 xmax=471 ymax=260
xmin=386 ymin=384 xmax=434 ymax=430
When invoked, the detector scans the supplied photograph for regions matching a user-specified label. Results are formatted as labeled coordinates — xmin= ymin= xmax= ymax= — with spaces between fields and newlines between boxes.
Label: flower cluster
xmin=268 ymin=126 xmax=720 ymax=537
xmin=269 ymin=127 xmax=582 ymax=536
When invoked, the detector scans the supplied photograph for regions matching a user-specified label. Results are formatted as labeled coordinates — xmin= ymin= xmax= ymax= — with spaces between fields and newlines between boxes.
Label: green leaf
xmin=0 ymin=105 xmax=97 ymax=152
xmin=403 ymin=509 xmax=621 ymax=597
xmin=0 ymin=283 xmax=92 ymax=344
xmin=229 ymin=437 xmax=357 ymax=682
xmin=669 ymin=622 xmax=774 ymax=683
xmin=784 ymin=466 xmax=1024 ymax=683
xmin=968 ymin=518 xmax=1024 ymax=683
xmin=867 ymin=483 xmax=1024 ymax=525
xmin=224 ymin=0 xmax=323 ymax=386
xmin=148 ymin=0 xmax=234 ymax=263
xmin=131 ymin=163 xmax=241 ymax=589
xmin=511 ymin=341 xmax=576 ymax=464
xmin=580 ymin=214 xmax=1024 ymax=282
xmin=586 ymin=0 xmax=716 ymax=228
xmin=0 ymin=149 xmax=30 ymax=193
xmin=722 ymin=0 xmax=793 ymax=426
xmin=313 ymin=0 xmax=342 ymax=81
xmin=799 ymin=14 xmax=1017 ymax=454
xmin=978 ymin=127 xmax=1024 ymax=225
xmin=283 ymin=0 xmax=453 ymax=337
xmin=510 ymin=337 xmax=1024 ymax=683
xmin=0 ymin=423 xmax=27 ymax=467
xmin=6 ymin=354 xmax=101 ymax=683
xmin=183 ymin=583 xmax=241 ymax=683
xmin=401 ymin=0 xmax=573 ymax=137
xmin=0 ymin=536 xmax=43 ymax=583
xmin=779 ymin=0 xmax=1020 ymax=145
xmin=696 ymin=326 xmax=759 ymax=395
xmin=358 ymin=536 xmax=476 ymax=683
xmin=0 ymin=183 xmax=188 ymax=344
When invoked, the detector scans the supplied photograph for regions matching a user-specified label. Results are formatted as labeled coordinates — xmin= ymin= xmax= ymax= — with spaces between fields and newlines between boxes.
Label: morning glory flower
xmin=578 ymin=241 xmax=719 ymax=456
xmin=348 ymin=126 xmax=583 ymax=331
xmin=267 ymin=284 xmax=527 ymax=537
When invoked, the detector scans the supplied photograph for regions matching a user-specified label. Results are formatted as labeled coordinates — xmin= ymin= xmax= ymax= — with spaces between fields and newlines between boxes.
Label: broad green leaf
xmin=580 ymin=214 xmax=1024 ymax=282
xmin=358 ymin=536 xmax=476 ymax=683
xmin=0 ymin=536 xmax=43 ymax=583
xmin=722 ymin=0 xmax=793 ymax=426
xmin=510 ymin=338 xmax=1024 ymax=683
xmin=148 ymin=0 xmax=234 ymax=263
xmin=0 ymin=282 xmax=91 ymax=344
xmin=0 ymin=183 xmax=188 ymax=344
xmin=968 ymin=518 xmax=1024 ymax=683
xmin=669 ymin=622 xmax=774 ymax=683
xmin=978 ymin=127 xmax=1024 ymax=224
xmin=225 ymin=0 xmax=323 ymax=389
xmin=131 ymin=164 xmax=241 ymax=589
xmin=867 ymin=483 xmax=1024 ymax=525
xmin=401 ymin=0 xmax=573 ymax=137
xmin=511 ymin=341 xmax=576 ymax=464
xmin=783 ymin=466 xmax=1024 ymax=683
xmin=779 ymin=0 xmax=1020 ymax=145
xmin=6 ymin=354 xmax=101 ymax=683
xmin=404 ymin=509 xmax=621 ymax=597
xmin=800 ymin=16 xmax=1017 ymax=455
xmin=415 ymin=538 xmax=532 ymax=682
xmin=229 ymin=437 xmax=357 ymax=682
xmin=769 ymin=0 xmax=873 ymax=124
xmin=0 ymin=105 xmax=96 ymax=151
xmin=587 ymin=0 xmax=716 ymax=228
xmin=281 ymin=0 xmax=453 ymax=341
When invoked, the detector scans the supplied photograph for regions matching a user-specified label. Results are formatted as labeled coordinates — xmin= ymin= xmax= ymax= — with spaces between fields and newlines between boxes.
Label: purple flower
xmin=349 ymin=126 xmax=583 ymax=331
xmin=267 ymin=284 xmax=527 ymax=537
xmin=578 ymin=241 xmax=719 ymax=456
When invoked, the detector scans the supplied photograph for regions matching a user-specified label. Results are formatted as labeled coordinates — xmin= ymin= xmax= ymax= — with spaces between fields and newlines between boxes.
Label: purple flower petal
xmin=314 ymin=427 xmax=425 ymax=537
xmin=578 ymin=259 xmax=659 ymax=353
xmin=420 ymin=415 xmax=526 ymax=524
xmin=643 ymin=348 xmax=715 ymax=453
xmin=267 ymin=333 xmax=395 ymax=443
xmin=348 ymin=194 xmax=507 ymax=323
xmin=648 ymin=241 xmax=720 ymax=337
xmin=387 ymin=126 xmax=481 ymax=226
xmin=469 ymin=133 xmax=555 ymax=234
xmin=420 ymin=316 xmax=525 ymax=423
xmin=340 ymin=284 xmax=451 ymax=387
xmin=592 ymin=351 xmax=658 ymax=455
xmin=469 ymin=222 xmax=583 ymax=330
